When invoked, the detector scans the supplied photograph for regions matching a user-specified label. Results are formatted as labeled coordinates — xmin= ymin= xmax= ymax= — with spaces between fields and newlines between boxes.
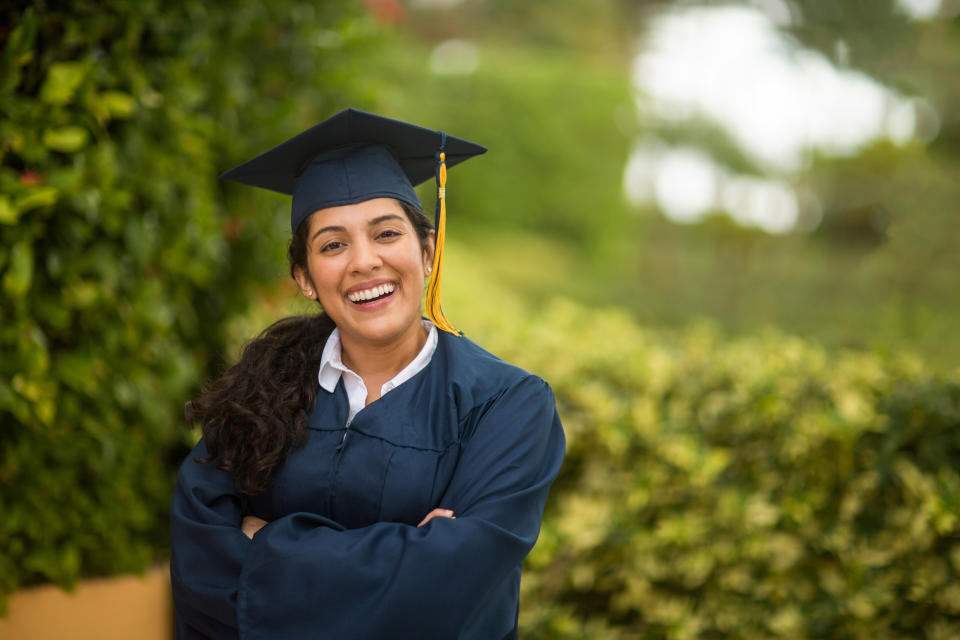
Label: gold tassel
xmin=426 ymin=151 xmax=460 ymax=335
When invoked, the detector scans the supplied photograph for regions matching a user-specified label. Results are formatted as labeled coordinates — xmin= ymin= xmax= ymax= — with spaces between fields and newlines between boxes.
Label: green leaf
xmin=0 ymin=196 xmax=19 ymax=225
xmin=39 ymin=62 xmax=87 ymax=105
xmin=64 ymin=280 xmax=100 ymax=309
xmin=15 ymin=187 xmax=58 ymax=213
xmin=98 ymin=91 xmax=137 ymax=119
xmin=1 ymin=9 xmax=38 ymax=93
xmin=42 ymin=126 xmax=89 ymax=153
xmin=2 ymin=241 xmax=33 ymax=297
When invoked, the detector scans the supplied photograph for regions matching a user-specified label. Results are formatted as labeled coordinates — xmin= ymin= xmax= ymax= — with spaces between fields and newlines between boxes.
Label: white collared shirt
xmin=318 ymin=320 xmax=438 ymax=426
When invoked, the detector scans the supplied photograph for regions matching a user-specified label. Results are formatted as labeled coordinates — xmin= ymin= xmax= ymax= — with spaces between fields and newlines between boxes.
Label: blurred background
xmin=1 ymin=0 xmax=959 ymax=638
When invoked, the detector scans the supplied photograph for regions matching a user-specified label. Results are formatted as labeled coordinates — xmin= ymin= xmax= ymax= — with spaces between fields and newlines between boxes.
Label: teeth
xmin=348 ymin=283 xmax=395 ymax=302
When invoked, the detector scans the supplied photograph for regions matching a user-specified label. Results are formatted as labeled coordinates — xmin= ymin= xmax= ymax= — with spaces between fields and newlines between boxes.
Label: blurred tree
xmin=525 ymin=0 xmax=960 ymax=366
xmin=785 ymin=1 xmax=960 ymax=366
xmin=373 ymin=0 xmax=638 ymax=256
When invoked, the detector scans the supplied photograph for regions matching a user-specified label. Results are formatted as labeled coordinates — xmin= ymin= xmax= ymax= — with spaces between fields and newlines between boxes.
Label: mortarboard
xmin=219 ymin=108 xmax=486 ymax=336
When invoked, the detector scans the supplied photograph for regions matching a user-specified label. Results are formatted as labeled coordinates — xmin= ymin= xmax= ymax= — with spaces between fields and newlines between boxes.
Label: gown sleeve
xmin=171 ymin=375 xmax=565 ymax=640
xmin=169 ymin=438 xmax=251 ymax=639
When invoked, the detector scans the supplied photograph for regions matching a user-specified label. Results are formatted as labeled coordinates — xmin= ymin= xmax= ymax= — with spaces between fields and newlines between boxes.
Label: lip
xmin=344 ymin=279 xmax=399 ymax=312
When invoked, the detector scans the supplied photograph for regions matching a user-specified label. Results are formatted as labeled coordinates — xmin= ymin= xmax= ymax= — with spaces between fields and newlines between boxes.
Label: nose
xmin=348 ymin=236 xmax=382 ymax=273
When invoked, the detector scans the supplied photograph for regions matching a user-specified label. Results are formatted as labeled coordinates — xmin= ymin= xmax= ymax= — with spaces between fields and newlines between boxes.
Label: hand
xmin=242 ymin=515 xmax=269 ymax=539
xmin=417 ymin=508 xmax=455 ymax=527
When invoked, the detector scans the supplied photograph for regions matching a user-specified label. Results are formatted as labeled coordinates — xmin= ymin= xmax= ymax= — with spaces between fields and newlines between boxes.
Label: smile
xmin=347 ymin=283 xmax=396 ymax=303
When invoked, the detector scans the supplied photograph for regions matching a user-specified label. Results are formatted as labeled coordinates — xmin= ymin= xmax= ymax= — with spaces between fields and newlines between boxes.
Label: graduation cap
xmin=220 ymin=108 xmax=487 ymax=336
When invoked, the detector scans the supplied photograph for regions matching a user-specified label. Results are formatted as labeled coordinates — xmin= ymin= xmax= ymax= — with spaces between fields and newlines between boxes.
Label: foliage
xmin=0 ymin=0 xmax=377 ymax=607
xmin=445 ymin=269 xmax=960 ymax=639
xmin=370 ymin=4 xmax=636 ymax=256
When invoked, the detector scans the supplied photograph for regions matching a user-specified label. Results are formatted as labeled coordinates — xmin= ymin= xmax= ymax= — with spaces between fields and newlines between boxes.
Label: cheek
xmin=405 ymin=249 xmax=429 ymax=280
xmin=305 ymin=257 xmax=343 ymax=294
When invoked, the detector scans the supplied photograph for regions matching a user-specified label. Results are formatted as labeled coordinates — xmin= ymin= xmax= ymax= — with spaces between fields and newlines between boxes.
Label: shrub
xmin=0 ymin=0 xmax=377 ymax=608
xmin=455 ymin=296 xmax=960 ymax=639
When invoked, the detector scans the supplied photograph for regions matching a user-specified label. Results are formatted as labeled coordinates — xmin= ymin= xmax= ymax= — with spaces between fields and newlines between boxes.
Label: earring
xmin=426 ymin=266 xmax=432 ymax=274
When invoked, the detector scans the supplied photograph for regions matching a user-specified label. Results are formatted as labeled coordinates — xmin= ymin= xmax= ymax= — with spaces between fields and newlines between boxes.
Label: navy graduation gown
xmin=170 ymin=331 xmax=565 ymax=639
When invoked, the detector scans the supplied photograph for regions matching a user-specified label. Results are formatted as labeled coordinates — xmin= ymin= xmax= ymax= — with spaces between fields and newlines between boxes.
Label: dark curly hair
xmin=190 ymin=200 xmax=434 ymax=494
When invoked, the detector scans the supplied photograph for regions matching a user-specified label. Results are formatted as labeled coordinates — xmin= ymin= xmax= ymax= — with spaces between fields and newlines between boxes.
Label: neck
xmin=339 ymin=321 xmax=428 ymax=384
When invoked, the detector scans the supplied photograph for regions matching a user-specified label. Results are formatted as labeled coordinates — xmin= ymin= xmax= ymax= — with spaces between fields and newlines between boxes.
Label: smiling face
xmin=293 ymin=198 xmax=435 ymax=353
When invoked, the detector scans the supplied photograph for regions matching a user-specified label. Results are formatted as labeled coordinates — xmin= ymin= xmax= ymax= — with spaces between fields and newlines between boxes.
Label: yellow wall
xmin=0 ymin=567 xmax=171 ymax=640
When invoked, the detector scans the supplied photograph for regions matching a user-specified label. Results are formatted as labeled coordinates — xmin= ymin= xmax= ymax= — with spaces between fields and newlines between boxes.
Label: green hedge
xmin=449 ymin=290 xmax=960 ymax=639
xmin=0 ymin=0 xmax=377 ymax=607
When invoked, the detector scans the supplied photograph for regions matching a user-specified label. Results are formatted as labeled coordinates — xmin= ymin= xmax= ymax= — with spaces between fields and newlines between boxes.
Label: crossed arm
xmin=240 ymin=507 xmax=454 ymax=539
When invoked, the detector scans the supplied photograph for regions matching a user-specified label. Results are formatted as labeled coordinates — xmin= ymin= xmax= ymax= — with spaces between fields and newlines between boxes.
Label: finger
xmin=417 ymin=508 xmax=455 ymax=527
xmin=241 ymin=515 xmax=269 ymax=539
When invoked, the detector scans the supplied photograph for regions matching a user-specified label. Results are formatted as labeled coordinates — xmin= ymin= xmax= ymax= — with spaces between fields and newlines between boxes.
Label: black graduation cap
xmin=219 ymin=108 xmax=486 ymax=234
xmin=219 ymin=108 xmax=486 ymax=335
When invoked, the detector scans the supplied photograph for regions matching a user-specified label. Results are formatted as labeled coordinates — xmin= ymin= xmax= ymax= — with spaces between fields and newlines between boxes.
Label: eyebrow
xmin=310 ymin=214 xmax=405 ymax=242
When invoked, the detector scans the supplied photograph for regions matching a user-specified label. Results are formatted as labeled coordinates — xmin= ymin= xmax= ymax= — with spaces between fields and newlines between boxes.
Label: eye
xmin=377 ymin=228 xmax=402 ymax=240
xmin=320 ymin=240 xmax=345 ymax=253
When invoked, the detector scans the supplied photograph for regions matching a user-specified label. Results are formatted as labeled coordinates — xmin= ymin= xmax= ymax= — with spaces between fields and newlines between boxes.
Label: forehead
xmin=307 ymin=197 xmax=408 ymax=232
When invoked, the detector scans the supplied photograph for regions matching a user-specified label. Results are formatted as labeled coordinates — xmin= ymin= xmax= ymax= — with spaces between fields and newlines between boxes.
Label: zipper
xmin=328 ymin=416 xmax=350 ymax=520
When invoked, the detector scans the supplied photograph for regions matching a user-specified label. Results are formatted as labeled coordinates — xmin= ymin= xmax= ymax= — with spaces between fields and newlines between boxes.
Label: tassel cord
xmin=426 ymin=132 xmax=459 ymax=335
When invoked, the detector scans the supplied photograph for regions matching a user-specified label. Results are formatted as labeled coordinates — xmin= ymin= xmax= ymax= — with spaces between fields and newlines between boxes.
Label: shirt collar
xmin=318 ymin=319 xmax=438 ymax=394
xmin=318 ymin=328 xmax=348 ymax=393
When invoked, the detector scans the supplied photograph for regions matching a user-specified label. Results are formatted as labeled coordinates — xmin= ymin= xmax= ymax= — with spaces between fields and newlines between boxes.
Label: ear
xmin=422 ymin=230 xmax=437 ymax=277
xmin=293 ymin=265 xmax=316 ymax=300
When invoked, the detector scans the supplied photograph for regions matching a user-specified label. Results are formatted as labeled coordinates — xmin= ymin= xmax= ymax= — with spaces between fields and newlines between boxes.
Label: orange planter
xmin=0 ymin=567 xmax=172 ymax=640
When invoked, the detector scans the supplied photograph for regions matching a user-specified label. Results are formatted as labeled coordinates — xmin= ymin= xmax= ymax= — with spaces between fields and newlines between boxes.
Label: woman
xmin=170 ymin=109 xmax=565 ymax=639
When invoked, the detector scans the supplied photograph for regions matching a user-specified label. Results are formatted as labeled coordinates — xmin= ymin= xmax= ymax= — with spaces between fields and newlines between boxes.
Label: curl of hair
xmin=189 ymin=313 xmax=335 ymax=494
xmin=190 ymin=199 xmax=433 ymax=495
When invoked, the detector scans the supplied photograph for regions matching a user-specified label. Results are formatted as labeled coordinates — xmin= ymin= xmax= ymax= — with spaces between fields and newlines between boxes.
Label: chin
xmin=340 ymin=313 xmax=422 ymax=345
